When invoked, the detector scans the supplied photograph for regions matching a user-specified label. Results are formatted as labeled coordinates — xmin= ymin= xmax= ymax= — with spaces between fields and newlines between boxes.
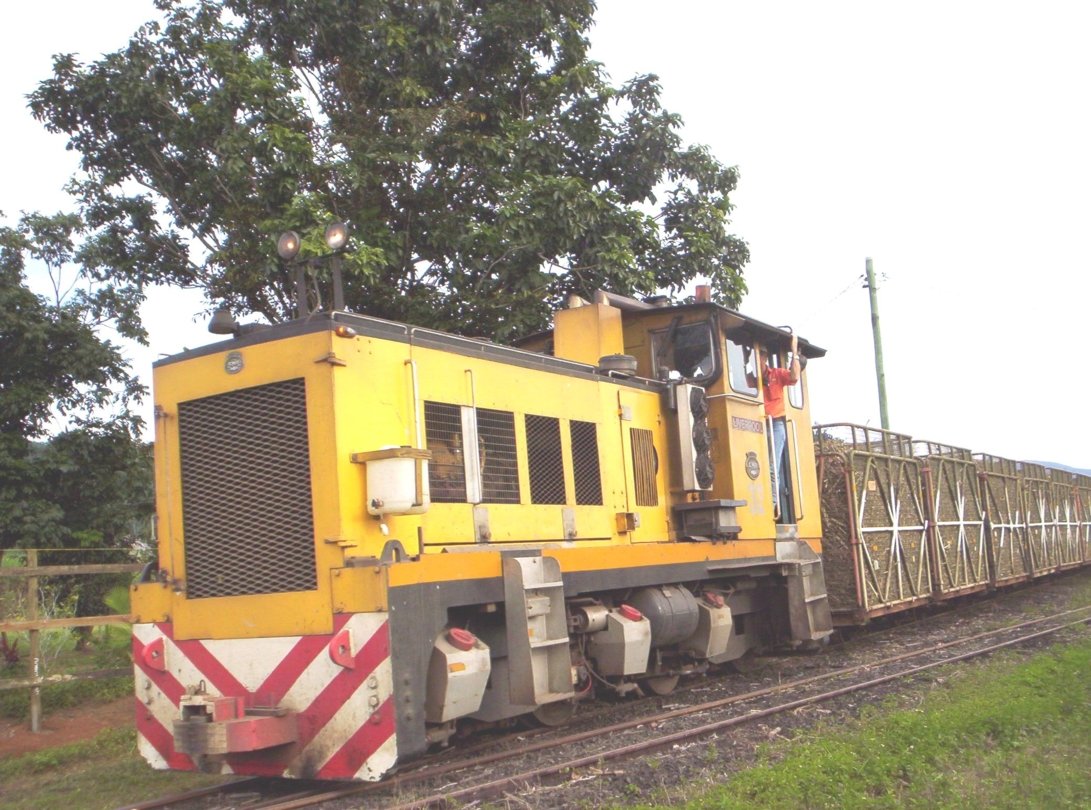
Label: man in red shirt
xmin=762 ymin=333 xmax=800 ymax=521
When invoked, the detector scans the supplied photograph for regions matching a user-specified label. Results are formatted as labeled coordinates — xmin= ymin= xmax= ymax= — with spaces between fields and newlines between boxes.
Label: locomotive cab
xmin=533 ymin=290 xmax=825 ymax=542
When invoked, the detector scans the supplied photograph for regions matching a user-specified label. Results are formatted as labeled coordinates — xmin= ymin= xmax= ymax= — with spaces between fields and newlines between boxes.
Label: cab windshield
xmin=651 ymin=321 xmax=717 ymax=382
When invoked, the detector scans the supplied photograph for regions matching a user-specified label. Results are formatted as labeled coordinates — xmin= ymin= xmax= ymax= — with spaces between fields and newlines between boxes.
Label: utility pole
xmin=864 ymin=257 xmax=890 ymax=430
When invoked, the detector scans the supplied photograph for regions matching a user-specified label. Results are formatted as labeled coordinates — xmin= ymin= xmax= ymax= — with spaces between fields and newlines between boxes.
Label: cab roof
xmin=516 ymin=298 xmax=827 ymax=359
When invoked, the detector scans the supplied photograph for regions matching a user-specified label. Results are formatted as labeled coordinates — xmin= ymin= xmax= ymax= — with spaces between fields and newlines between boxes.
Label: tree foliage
xmin=0 ymin=212 xmax=148 ymax=552
xmin=31 ymin=0 xmax=749 ymax=340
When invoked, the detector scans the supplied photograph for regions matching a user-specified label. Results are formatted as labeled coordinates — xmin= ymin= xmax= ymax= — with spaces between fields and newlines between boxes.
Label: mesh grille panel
xmin=425 ymin=401 xmax=466 ymax=502
xmin=478 ymin=408 xmax=520 ymax=504
xmin=631 ymin=428 xmax=658 ymax=506
xmin=178 ymin=378 xmax=316 ymax=599
xmin=526 ymin=415 xmax=565 ymax=504
xmin=571 ymin=420 xmax=602 ymax=505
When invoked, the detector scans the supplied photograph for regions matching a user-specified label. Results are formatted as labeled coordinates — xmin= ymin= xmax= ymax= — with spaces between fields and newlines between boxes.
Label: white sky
xmin=2 ymin=1 xmax=1089 ymax=468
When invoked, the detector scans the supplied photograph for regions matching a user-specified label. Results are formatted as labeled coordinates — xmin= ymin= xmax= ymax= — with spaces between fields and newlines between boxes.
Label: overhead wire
xmin=791 ymin=273 xmax=866 ymax=329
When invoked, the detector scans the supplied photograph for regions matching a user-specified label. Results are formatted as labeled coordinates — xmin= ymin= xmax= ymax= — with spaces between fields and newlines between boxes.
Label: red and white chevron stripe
xmin=132 ymin=613 xmax=397 ymax=780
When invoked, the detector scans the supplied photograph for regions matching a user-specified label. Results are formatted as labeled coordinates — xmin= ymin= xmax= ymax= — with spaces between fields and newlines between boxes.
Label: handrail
xmin=463 ymin=369 xmax=482 ymax=504
xmin=766 ymin=415 xmax=780 ymax=521
xmin=404 ymin=358 xmax=422 ymax=449
xmin=788 ymin=418 xmax=805 ymax=521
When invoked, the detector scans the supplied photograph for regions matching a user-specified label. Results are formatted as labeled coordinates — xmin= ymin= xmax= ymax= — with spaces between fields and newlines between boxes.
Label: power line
xmin=796 ymin=273 xmax=865 ymax=323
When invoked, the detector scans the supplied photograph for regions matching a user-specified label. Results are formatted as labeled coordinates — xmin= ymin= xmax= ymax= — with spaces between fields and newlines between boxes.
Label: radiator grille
xmin=178 ymin=378 xmax=317 ymax=599
xmin=526 ymin=415 xmax=565 ymax=504
xmin=631 ymin=428 xmax=659 ymax=506
xmin=478 ymin=408 xmax=520 ymax=504
xmin=424 ymin=403 xmax=521 ymax=504
xmin=571 ymin=420 xmax=603 ymax=505
xmin=425 ymin=401 xmax=466 ymax=503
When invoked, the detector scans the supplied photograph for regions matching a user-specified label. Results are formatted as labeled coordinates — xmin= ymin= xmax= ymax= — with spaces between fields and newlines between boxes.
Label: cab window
xmin=651 ymin=321 xmax=716 ymax=381
xmin=788 ymin=375 xmax=804 ymax=409
xmin=725 ymin=336 xmax=758 ymax=396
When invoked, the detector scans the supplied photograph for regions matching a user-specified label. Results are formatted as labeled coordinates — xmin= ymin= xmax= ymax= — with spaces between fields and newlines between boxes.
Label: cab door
xmin=751 ymin=340 xmax=818 ymax=533
xmin=754 ymin=340 xmax=807 ymax=526
xmin=717 ymin=335 xmax=776 ymax=537
xmin=782 ymin=362 xmax=822 ymax=538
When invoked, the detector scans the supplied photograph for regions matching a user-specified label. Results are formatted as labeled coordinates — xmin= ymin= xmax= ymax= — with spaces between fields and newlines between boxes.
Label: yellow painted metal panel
xmin=330 ymin=333 xmax=423 ymax=558
xmin=617 ymin=389 xmax=671 ymax=542
xmin=323 ymin=331 xmax=653 ymax=553
xmin=331 ymin=566 xmax=389 ymax=613
xmin=590 ymin=385 xmax=634 ymax=537
xmin=548 ymin=539 xmax=777 ymax=571
xmin=708 ymin=393 xmax=774 ymax=539
xmin=554 ymin=304 xmax=624 ymax=365
xmin=176 ymin=591 xmax=337 ymax=639
xmin=152 ymin=331 xmax=343 ymax=639
xmin=130 ymin=581 xmax=171 ymax=624
xmin=404 ymin=340 xmax=651 ymax=548
xmin=386 ymin=539 xmax=779 ymax=587
xmin=388 ymin=548 xmax=503 ymax=586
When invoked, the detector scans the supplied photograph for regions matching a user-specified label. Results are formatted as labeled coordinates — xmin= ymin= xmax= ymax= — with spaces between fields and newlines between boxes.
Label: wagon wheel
xmin=532 ymin=698 xmax=577 ymax=727
xmin=641 ymin=674 xmax=680 ymax=696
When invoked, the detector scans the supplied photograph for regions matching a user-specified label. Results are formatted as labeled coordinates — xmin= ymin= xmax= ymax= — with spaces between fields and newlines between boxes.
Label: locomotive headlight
xmin=277 ymin=230 xmax=301 ymax=261
xmin=324 ymin=221 xmax=350 ymax=251
xmin=690 ymin=387 xmax=715 ymax=490
xmin=676 ymin=383 xmax=715 ymax=492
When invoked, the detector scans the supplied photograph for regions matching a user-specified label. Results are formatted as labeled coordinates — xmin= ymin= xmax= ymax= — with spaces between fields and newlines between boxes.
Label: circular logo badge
xmin=745 ymin=451 xmax=761 ymax=480
xmin=224 ymin=351 xmax=244 ymax=374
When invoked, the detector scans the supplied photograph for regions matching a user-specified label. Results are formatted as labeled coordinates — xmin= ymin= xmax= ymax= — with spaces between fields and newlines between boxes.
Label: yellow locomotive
xmin=131 ymin=289 xmax=834 ymax=779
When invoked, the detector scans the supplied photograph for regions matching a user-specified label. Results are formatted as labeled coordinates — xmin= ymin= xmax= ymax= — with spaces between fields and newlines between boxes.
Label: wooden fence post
xmin=0 ymin=554 xmax=144 ymax=731
xmin=27 ymin=549 xmax=41 ymax=733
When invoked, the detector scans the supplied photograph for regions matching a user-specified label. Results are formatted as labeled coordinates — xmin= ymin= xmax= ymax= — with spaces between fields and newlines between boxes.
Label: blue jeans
xmin=771 ymin=417 xmax=787 ymax=505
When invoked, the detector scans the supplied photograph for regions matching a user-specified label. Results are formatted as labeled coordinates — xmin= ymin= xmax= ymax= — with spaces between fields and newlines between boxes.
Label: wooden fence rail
xmin=0 ymin=549 xmax=144 ymax=732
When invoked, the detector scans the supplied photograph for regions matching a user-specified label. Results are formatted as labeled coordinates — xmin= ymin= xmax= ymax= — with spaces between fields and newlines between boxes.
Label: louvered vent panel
xmin=478 ymin=408 xmax=520 ymax=504
xmin=425 ymin=401 xmax=467 ymax=502
xmin=178 ymin=378 xmax=317 ymax=598
xmin=631 ymin=428 xmax=659 ymax=506
xmin=526 ymin=415 xmax=565 ymax=504
xmin=571 ymin=420 xmax=603 ymax=505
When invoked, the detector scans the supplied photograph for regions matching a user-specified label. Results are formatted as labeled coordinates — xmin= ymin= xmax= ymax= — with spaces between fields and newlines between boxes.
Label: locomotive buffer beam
xmin=174 ymin=694 xmax=298 ymax=759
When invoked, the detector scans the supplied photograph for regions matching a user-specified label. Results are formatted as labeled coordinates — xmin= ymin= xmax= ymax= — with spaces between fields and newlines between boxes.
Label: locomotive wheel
xmin=641 ymin=674 xmax=680 ymax=696
xmin=532 ymin=699 xmax=576 ymax=727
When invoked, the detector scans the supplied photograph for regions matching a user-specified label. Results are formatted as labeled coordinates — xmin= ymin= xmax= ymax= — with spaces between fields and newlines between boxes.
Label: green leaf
xmin=28 ymin=0 xmax=748 ymax=339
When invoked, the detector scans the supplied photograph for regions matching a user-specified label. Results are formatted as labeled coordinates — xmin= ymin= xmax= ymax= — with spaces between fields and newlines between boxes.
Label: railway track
xmin=131 ymin=601 xmax=1091 ymax=810
xmin=394 ymin=609 xmax=1091 ymax=810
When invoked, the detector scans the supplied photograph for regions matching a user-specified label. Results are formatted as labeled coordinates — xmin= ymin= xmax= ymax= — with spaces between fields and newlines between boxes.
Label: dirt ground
xmin=0 ymin=696 xmax=133 ymax=759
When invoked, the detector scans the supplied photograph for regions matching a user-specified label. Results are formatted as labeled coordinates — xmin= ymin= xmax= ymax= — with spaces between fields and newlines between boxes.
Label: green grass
xmin=0 ymin=673 xmax=133 ymax=720
xmin=0 ymin=727 xmax=228 ymax=810
xmin=634 ymin=637 xmax=1091 ymax=809
xmin=1065 ymin=573 xmax=1091 ymax=611
xmin=0 ymin=628 xmax=133 ymax=719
